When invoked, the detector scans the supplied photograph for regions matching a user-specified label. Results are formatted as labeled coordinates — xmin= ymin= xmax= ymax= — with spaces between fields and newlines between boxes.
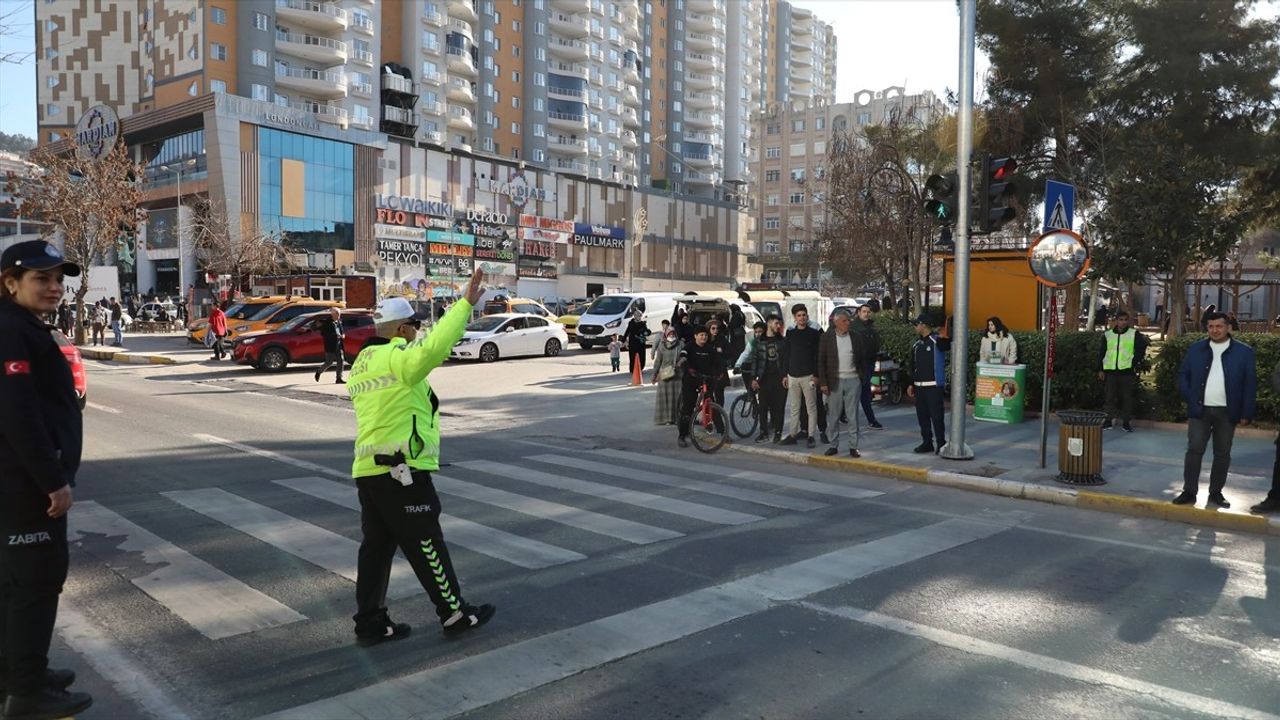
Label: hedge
xmin=1153 ymin=332 xmax=1280 ymax=423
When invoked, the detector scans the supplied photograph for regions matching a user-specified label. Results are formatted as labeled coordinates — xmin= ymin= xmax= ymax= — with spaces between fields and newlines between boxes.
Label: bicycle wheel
xmin=729 ymin=393 xmax=759 ymax=438
xmin=689 ymin=402 xmax=730 ymax=453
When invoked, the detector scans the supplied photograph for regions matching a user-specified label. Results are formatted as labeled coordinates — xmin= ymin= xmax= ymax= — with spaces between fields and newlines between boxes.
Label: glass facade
xmin=258 ymin=128 xmax=355 ymax=252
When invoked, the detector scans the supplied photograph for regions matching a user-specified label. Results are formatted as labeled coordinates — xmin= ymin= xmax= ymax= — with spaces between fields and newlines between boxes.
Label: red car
xmin=51 ymin=328 xmax=87 ymax=409
xmin=232 ymin=310 xmax=375 ymax=372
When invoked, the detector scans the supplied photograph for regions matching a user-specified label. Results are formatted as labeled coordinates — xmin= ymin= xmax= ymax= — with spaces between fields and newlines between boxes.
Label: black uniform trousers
xmin=915 ymin=384 xmax=946 ymax=447
xmin=354 ymin=471 xmax=464 ymax=630
xmin=0 ymin=493 xmax=69 ymax=698
xmin=1267 ymin=437 xmax=1280 ymax=503
xmin=757 ymin=374 xmax=786 ymax=436
xmin=860 ymin=362 xmax=879 ymax=424
xmin=1103 ymin=371 xmax=1137 ymax=423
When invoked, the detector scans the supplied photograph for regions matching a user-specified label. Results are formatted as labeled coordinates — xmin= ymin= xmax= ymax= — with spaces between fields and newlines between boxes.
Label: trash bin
xmin=1055 ymin=410 xmax=1107 ymax=485
xmin=1137 ymin=312 xmax=1150 ymax=327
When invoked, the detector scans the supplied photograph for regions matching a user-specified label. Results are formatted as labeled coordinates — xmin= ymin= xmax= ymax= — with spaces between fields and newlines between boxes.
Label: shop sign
xmin=463 ymin=220 xmax=514 ymax=241
xmin=473 ymin=233 xmax=516 ymax=262
xmin=571 ymin=234 xmax=626 ymax=249
xmin=459 ymin=207 xmax=510 ymax=225
xmin=518 ymin=265 xmax=558 ymax=279
xmin=428 ymin=254 xmax=474 ymax=276
xmin=425 ymin=229 xmax=475 ymax=247
xmin=261 ymin=110 xmax=320 ymax=133
xmin=428 ymin=242 xmax=472 ymax=257
xmin=376 ymin=238 xmax=426 ymax=267
xmin=375 ymin=224 xmax=426 ymax=241
xmin=376 ymin=194 xmax=454 ymax=216
xmin=518 ymin=214 xmax=574 ymax=233
xmin=477 ymin=170 xmax=555 ymax=209
xmin=476 ymin=261 xmax=517 ymax=276
xmin=74 ymin=104 xmax=121 ymax=160
xmin=520 ymin=239 xmax=556 ymax=260
xmin=570 ymin=222 xmax=627 ymax=249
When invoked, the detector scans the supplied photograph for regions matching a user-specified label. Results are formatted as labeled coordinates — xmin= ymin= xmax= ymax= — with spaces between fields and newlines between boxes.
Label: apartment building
xmin=764 ymin=2 xmax=836 ymax=108
xmin=751 ymin=87 xmax=947 ymax=288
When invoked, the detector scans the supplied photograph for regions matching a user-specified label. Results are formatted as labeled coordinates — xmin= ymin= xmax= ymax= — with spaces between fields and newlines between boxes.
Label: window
xmin=44 ymin=47 xmax=57 ymax=60
xmin=764 ymin=217 xmax=780 ymax=229
xmin=764 ymin=241 xmax=780 ymax=254
xmin=790 ymin=241 xmax=807 ymax=253
xmin=188 ymin=80 xmax=200 ymax=96
xmin=857 ymin=112 xmax=871 ymax=125
xmin=533 ymin=124 xmax=545 ymax=137
xmin=790 ymin=168 xmax=806 ymax=182
xmin=536 ymin=47 xmax=545 ymax=61
xmin=535 ymin=98 xmax=544 ymax=111
xmin=789 ymin=192 xmax=805 ymax=204
xmin=44 ymin=103 xmax=59 ymax=116
xmin=251 ymin=83 xmax=269 ymax=101
xmin=813 ymin=141 xmax=826 ymax=155
xmin=188 ymin=45 xmax=199 ymax=60
xmin=211 ymin=79 xmax=227 ymax=94
xmin=765 ymin=147 xmax=780 ymax=159
xmin=815 ymin=117 xmax=825 ymax=130
xmin=512 ymin=70 xmax=520 ymax=82
xmin=765 ymin=170 xmax=779 ymax=182
xmin=252 ymin=49 xmax=268 ymax=67
xmin=513 ymin=45 xmax=520 ymax=57
xmin=533 ymin=149 xmax=546 ymax=162
xmin=211 ymin=6 xmax=227 ymax=24
xmin=274 ymin=93 xmax=288 ymax=107
xmin=511 ymin=122 xmax=521 ymax=134
xmin=534 ymin=72 xmax=545 ymax=86
xmin=512 ymin=96 xmax=520 ymax=108
xmin=792 ymin=119 xmax=805 ymax=132
xmin=790 ymin=143 xmax=806 ymax=157
xmin=48 ymin=131 xmax=61 ymax=142
xmin=210 ymin=42 xmax=227 ymax=61
xmin=514 ymin=20 xmax=521 ymax=31
xmin=766 ymin=194 xmax=780 ymax=206
xmin=789 ymin=215 xmax=805 ymax=229
xmin=253 ymin=12 xmax=269 ymax=30
xmin=46 ymin=76 xmax=57 ymax=88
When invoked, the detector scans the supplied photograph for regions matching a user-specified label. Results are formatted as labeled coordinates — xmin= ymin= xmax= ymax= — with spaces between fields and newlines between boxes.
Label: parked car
xmin=481 ymin=295 xmax=555 ymax=318
xmin=450 ymin=313 xmax=568 ymax=362
xmin=50 ymin=328 xmax=86 ymax=409
xmin=232 ymin=310 xmax=375 ymax=372
xmin=188 ymin=295 xmax=290 ymax=344
xmin=136 ymin=301 xmax=178 ymax=323
xmin=225 ymin=299 xmax=344 ymax=342
xmin=558 ymin=311 xmax=581 ymax=341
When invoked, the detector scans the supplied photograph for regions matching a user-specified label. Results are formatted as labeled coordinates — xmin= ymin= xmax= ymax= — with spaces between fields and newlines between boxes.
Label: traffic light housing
xmin=923 ymin=172 xmax=959 ymax=226
xmin=978 ymin=154 xmax=1018 ymax=234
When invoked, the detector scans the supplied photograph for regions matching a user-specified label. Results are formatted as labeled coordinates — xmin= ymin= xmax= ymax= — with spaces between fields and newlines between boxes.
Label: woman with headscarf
xmin=621 ymin=308 xmax=650 ymax=375
xmin=651 ymin=327 xmax=683 ymax=425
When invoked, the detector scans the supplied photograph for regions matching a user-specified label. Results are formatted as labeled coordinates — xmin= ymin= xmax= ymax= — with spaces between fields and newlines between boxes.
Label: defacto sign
xmin=477 ymin=170 xmax=556 ymax=210
xmin=74 ymin=104 xmax=120 ymax=160
xmin=571 ymin=222 xmax=627 ymax=249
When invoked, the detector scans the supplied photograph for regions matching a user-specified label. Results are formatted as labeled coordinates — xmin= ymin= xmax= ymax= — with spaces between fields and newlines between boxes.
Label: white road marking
xmin=70 ymin=502 xmax=306 ymax=640
xmin=590 ymin=448 xmax=884 ymax=500
xmin=163 ymin=488 xmax=420 ymax=599
xmin=86 ymin=401 xmax=121 ymax=414
xmin=433 ymin=474 xmax=683 ymax=544
xmin=803 ymin=601 xmax=1280 ymax=720
xmin=461 ymin=459 xmax=765 ymax=526
xmin=257 ymin=518 xmax=1005 ymax=720
xmin=530 ymin=454 xmax=828 ymax=512
xmin=195 ymin=433 xmax=348 ymax=480
xmin=274 ymin=476 xmax=585 ymax=569
xmin=57 ymin=605 xmax=193 ymax=720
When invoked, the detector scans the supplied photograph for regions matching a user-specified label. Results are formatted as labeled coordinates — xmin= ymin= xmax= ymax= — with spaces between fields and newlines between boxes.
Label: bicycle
xmin=688 ymin=373 xmax=730 ymax=453
xmin=729 ymin=388 xmax=760 ymax=438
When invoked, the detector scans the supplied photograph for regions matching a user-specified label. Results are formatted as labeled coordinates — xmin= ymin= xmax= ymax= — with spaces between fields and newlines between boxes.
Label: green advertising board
xmin=974 ymin=362 xmax=1026 ymax=424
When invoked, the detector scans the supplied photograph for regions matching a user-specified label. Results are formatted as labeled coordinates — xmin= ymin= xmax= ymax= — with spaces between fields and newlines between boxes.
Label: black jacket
xmin=319 ymin=317 xmax=344 ymax=353
xmin=783 ymin=324 xmax=822 ymax=377
xmin=747 ymin=334 xmax=787 ymax=382
xmin=680 ymin=340 xmax=726 ymax=381
xmin=0 ymin=300 xmax=82 ymax=503
xmin=852 ymin=318 xmax=881 ymax=372
xmin=622 ymin=318 xmax=649 ymax=352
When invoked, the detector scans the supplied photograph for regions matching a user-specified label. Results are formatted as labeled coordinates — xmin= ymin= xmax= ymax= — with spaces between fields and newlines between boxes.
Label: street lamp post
xmin=159 ymin=158 xmax=197 ymax=304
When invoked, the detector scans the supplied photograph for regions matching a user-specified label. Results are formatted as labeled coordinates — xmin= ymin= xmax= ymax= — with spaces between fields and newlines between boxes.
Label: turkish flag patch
xmin=4 ymin=361 xmax=31 ymax=375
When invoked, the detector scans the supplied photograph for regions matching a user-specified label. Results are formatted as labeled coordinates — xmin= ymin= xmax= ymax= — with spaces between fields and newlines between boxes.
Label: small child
xmin=608 ymin=334 xmax=622 ymax=372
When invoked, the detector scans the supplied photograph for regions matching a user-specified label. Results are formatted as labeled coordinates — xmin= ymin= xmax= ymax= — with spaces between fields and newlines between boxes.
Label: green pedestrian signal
xmin=923 ymin=172 xmax=959 ymax=226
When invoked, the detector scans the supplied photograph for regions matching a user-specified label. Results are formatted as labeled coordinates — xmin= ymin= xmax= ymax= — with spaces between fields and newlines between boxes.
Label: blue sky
xmin=0 ymin=0 xmax=36 ymax=138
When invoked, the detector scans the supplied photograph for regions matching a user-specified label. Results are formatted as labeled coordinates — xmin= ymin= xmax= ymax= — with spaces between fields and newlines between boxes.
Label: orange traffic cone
xmin=631 ymin=358 xmax=643 ymax=386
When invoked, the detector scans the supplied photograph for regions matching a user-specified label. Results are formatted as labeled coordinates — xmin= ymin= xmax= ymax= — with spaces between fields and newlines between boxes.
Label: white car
xmin=450 ymin=312 xmax=569 ymax=363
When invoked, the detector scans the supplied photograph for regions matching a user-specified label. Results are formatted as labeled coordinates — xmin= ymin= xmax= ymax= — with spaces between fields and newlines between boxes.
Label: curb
xmin=726 ymin=444 xmax=1280 ymax=536
xmin=80 ymin=348 xmax=176 ymax=365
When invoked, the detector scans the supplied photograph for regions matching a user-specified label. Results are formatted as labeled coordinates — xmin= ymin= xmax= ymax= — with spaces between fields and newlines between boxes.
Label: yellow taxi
xmin=225 ymin=299 xmax=344 ymax=342
xmin=558 ymin=312 xmax=581 ymax=341
xmin=188 ymin=295 xmax=290 ymax=345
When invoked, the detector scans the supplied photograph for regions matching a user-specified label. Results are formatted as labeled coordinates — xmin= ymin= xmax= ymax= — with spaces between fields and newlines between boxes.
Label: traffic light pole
xmin=941 ymin=0 xmax=976 ymax=461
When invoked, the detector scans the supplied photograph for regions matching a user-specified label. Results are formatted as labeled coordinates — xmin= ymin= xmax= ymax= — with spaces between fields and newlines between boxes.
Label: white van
xmin=575 ymin=292 xmax=679 ymax=349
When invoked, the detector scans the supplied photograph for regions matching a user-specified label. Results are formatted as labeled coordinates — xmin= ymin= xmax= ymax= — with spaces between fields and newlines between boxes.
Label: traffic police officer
xmin=0 ymin=241 xmax=93 ymax=719
xmin=347 ymin=269 xmax=495 ymax=645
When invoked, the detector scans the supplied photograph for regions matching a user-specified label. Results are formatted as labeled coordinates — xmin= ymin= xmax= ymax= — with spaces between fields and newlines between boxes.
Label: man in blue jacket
xmin=1175 ymin=311 xmax=1257 ymax=508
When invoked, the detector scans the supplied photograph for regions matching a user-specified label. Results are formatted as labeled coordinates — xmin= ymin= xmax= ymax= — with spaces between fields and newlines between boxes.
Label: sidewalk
xmin=78 ymin=332 xmax=209 ymax=365
xmin=727 ymin=398 xmax=1280 ymax=536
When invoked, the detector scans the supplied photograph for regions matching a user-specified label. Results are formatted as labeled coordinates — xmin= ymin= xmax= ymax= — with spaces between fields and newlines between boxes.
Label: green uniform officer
xmin=1096 ymin=309 xmax=1149 ymax=432
xmin=347 ymin=269 xmax=494 ymax=645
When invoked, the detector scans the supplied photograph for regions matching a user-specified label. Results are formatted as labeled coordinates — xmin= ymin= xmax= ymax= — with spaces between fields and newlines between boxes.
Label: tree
xmin=4 ymin=140 xmax=143 ymax=343
xmin=188 ymin=197 xmax=296 ymax=295
xmin=0 ymin=131 xmax=35 ymax=155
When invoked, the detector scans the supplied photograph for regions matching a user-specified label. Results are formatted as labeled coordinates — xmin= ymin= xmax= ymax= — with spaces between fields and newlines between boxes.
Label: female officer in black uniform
xmin=0 ymin=240 xmax=92 ymax=720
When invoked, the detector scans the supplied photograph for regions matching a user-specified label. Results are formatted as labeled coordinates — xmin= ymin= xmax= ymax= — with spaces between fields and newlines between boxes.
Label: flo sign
xmin=74 ymin=104 xmax=121 ymax=161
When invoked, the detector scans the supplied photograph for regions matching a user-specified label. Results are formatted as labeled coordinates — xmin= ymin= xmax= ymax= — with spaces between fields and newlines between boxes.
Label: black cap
xmin=1 ymin=240 xmax=81 ymax=277
xmin=912 ymin=314 xmax=933 ymax=327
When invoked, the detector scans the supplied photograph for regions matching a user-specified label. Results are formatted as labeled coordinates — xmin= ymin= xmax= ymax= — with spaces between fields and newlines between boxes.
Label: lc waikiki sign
xmin=374 ymin=194 xmax=455 ymax=229
xmin=74 ymin=105 xmax=120 ymax=160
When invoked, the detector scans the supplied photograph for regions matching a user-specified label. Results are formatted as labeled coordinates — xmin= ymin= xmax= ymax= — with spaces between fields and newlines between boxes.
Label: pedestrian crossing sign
xmin=1043 ymin=180 xmax=1075 ymax=232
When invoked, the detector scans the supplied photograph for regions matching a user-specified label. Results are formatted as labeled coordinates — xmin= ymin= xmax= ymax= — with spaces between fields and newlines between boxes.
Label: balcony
xmin=620 ymin=0 xmax=640 ymax=17
xmin=792 ymin=47 xmax=814 ymax=66
xmin=422 ymin=7 xmax=444 ymax=26
xmin=589 ymin=92 xmax=604 ymax=109
xmin=588 ymin=143 xmax=603 ymax=157
xmin=685 ymin=51 xmax=719 ymax=71
xmin=448 ymin=18 xmax=474 ymax=40
xmin=624 ymin=63 xmax=640 ymax=84
xmin=274 ymin=66 xmax=348 ymax=98
xmin=423 ymin=39 xmax=443 ymax=55
xmin=553 ymin=158 xmax=589 ymax=176
xmin=688 ymin=0 xmax=724 ymax=11
xmin=419 ymin=99 xmax=445 ymax=116
xmin=447 ymin=77 xmax=475 ymax=102
xmin=608 ymin=149 xmax=623 ymax=162
xmin=686 ymin=91 xmax=719 ymax=110
xmin=623 ymin=85 xmax=640 ymax=106
xmin=351 ymin=13 xmax=374 ymax=33
xmin=274 ymin=0 xmax=347 ymax=32
xmin=447 ymin=104 xmax=474 ymax=130
xmin=381 ymin=72 xmax=415 ymax=95
xmin=622 ymin=152 xmax=638 ymax=168
xmin=686 ymin=12 xmax=724 ymax=33
xmin=685 ymin=150 xmax=715 ymax=167
xmin=687 ymin=31 xmax=722 ymax=52
xmin=291 ymin=99 xmax=348 ymax=127
xmin=447 ymin=46 xmax=477 ymax=76
xmin=683 ymin=129 xmax=720 ymax=145
xmin=383 ymin=105 xmax=415 ymax=125
xmin=548 ymin=109 xmax=588 ymax=130
xmin=548 ymin=135 xmax=589 ymax=155
xmin=351 ymin=81 xmax=373 ymax=97
xmin=623 ymin=20 xmax=641 ymax=40
xmin=792 ymin=19 xmax=814 ymax=35
xmin=621 ymin=129 xmax=638 ymax=148
xmin=352 ymin=48 xmax=374 ymax=65
xmin=421 ymin=69 xmax=443 ymax=85
xmin=548 ymin=37 xmax=589 ymax=60
xmin=686 ymin=71 xmax=716 ymax=89
xmin=551 ymin=0 xmax=590 ymax=11
xmin=685 ymin=110 xmax=720 ymax=128
xmin=686 ymin=170 xmax=719 ymax=185
xmin=275 ymin=31 xmax=348 ymax=64
xmin=447 ymin=0 xmax=478 ymax=22
xmin=422 ymin=129 xmax=445 ymax=145
xmin=548 ymin=84 xmax=587 ymax=101
xmin=588 ymin=22 xmax=605 ymax=39
xmin=621 ymin=107 xmax=640 ymax=127
xmin=550 ymin=61 xmax=590 ymax=79
xmin=550 ymin=12 xmax=590 ymax=36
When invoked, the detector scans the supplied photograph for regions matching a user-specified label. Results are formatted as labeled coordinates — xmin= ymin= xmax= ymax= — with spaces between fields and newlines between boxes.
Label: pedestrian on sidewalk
xmin=622 ymin=310 xmax=649 ymax=375
xmin=1251 ymin=360 xmax=1280 ymax=514
xmin=819 ymin=308 xmax=868 ymax=458
xmin=1174 ymin=311 xmax=1256 ymax=508
xmin=651 ymin=319 xmax=671 ymax=361
xmin=55 ymin=300 xmax=69 ymax=336
xmin=651 ymin=328 xmax=682 ymax=425
xmin=90 ymin=302 xmax=105 ymax=346
xmin=907 ymin=314 xmax=951 ymax=454
xmin=676 ymin=325 xmax=727 ymax=448
xmin=208 ymin=302 xmax=228 ymax=361
xmin=109 ymin=298 xmax=123 ymax=347
xmin=608 ymin=334 xmax=623 ymax=372
xmin=315 ymin=308 xmax=346 ymax=384
xmin=707 ymin=319 xmax=731 ymax=409
xmin=347 ymin=270 xmax=495 ymax=645
xmin=748 ymin=315 xmax=787 ymax=443
xmin=0 ymin=241 xmax=94 ymax=719
xmin=853 ymin=305 xmax=884 ymax=430
xmin=781 ymin=304 xmax=823 ymax=449
xmin=1097 ymin=310 xmax=1149 ymax=432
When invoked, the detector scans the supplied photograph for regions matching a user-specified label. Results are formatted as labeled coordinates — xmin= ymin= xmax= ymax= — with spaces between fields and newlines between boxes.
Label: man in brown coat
xmin=817 ymin=308 xmax=869 ymax=458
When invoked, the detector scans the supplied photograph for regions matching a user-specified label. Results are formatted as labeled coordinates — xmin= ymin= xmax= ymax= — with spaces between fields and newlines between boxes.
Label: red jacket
xmin=209 ymin=308 xmax=228 ymax=336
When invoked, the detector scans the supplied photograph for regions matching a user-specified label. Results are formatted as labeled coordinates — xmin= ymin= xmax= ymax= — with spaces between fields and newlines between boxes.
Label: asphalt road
xmin=57 ymin=352 xmax=1280 ymax=720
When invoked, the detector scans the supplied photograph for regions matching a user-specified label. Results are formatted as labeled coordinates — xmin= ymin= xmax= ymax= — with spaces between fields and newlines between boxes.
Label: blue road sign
xmin=1043 ymin=180 xmax=1075 ymax=232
